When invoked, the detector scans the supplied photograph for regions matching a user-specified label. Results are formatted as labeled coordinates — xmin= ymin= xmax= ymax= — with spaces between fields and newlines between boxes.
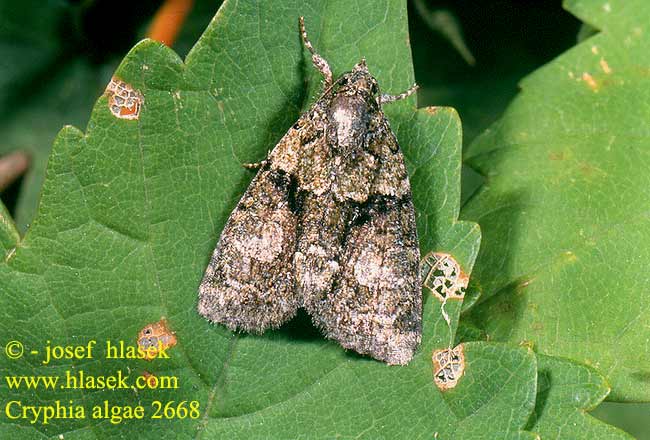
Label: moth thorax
xmin=330 ymin=94 xmax=370 ymax=152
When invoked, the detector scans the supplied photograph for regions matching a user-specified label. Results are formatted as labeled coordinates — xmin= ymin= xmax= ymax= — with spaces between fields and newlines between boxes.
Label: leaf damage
xmin=141 ymin=370 xmax=159 ymax=388
xmin=105 ymin=78 xmax=144 ymax=120
xmin=432 ymin=344 xmax=465 ymax=391
xmin=420 ymin=252 xmax=468 ymax=302
xmin=137 ymin=317 xmax=177 ymax=361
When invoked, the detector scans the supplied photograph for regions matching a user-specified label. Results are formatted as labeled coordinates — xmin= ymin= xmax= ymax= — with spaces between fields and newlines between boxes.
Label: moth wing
xmin=315 ymin=130 xmax=422 ymax=364
xmin=325 ymin=195 xmax=421 ymax=365
xmin=198 ymin=165 xmax=300 ymax=333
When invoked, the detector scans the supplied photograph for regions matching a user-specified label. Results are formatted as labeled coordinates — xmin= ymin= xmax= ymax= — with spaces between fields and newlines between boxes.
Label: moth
xmin=198 ymin=17 xmax=422 ymax=365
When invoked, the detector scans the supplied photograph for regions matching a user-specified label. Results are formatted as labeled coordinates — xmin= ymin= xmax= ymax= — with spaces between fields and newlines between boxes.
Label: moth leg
xmin=379 ymin=84 xmax=419 ymax=105
xmin=242 ymin=159 xmax=269 ymax=169
xmin=299 ymin=16 xmax=333 ymax=88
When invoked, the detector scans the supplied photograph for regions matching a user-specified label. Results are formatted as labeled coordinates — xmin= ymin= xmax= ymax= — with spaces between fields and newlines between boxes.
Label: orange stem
xmin=146 ymin=0 xmax=194 ymax=47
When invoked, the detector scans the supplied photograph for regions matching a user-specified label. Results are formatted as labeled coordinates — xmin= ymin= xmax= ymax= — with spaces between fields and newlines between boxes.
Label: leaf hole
xmin=420 ymin=252 xmax=468 ymax=302
xmin=105 ymin=77 xmax=143 ymax=120
xmin=432 ymin=344 xmax=465 ymax=391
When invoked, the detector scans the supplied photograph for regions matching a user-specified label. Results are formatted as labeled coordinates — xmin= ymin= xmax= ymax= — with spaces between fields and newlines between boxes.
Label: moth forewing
xmin=197 ymin=166 xmax=300 ymax=333
xmin=198 ymin=17 xmax=421 ymax=364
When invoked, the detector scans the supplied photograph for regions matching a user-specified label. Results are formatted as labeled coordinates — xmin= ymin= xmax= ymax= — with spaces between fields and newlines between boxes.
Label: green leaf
xmin=0 ymin=1 xmax=588 ymax=438
xmin=0 ymin=0 xmax=214 ymax=233
xmin=462 ymin=0 xmax=650 ymax=401
xmin=591 ymin=401 xmax=650 ymax=440
xmin=204 ymin=342 xmax=538 ymax=439
xmin=0 ymin=60 xmax=109 ymax=232
xmin=0 ymin=0 xmax=109 ymax=232
xmin=409 ymin=2 xmax=582 ymax=211
xmin=527 ymin=355 xmax=634 ymax=439
xmin=172 ymin=0 xmax=223 ymax=59
xmin=0 ymin=199 xmax=19 ymax=256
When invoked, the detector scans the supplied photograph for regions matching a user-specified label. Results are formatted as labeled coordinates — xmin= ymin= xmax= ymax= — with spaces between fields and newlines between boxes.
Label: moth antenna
xmin=379 ymin=84 xmax=419 ymax=105
xmin=299 ymin=16 xmax=333 ymax=88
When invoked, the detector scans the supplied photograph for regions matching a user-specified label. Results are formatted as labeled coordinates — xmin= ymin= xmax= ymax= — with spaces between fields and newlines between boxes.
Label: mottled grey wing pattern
xmin=199 ymin=18 xmax=422 ymax=364
xmin=312 ymin=116 xmax=421 ymax=365
xmin=317 ymin=194 xmax=421 ymax=365
xmin=198 ymin=164 xmax=300 ymax=333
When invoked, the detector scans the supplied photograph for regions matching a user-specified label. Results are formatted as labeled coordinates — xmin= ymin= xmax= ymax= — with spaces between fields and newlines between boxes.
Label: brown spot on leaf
xmin=425 ymin=106 xmax=439 ymax=115
xmin=548 ymin=151 xmax=565 ymax=161
xmin=141 ymin=370 xmax=159 ymax=388
xmin=137 ymin=318 xmax=177 ymax=361
xmin=578 ymin=161 xmax=606 ymax=178
xmin=600 ymin=58 xmax=612 ymax=74
xmin=105 ymin=78 xmax=143 ymax=120
xmin=432 ymin=344 xmax=465 ymax=391
xmin=581 ymin=72 xmax=599 ymax=91
xmin=420 ymin=252 xmax=468 ymax=302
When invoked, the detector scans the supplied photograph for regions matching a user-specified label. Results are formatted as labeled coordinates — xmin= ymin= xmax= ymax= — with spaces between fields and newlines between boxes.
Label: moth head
xmin=335 ymin=58 xmax=380 ymax=100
